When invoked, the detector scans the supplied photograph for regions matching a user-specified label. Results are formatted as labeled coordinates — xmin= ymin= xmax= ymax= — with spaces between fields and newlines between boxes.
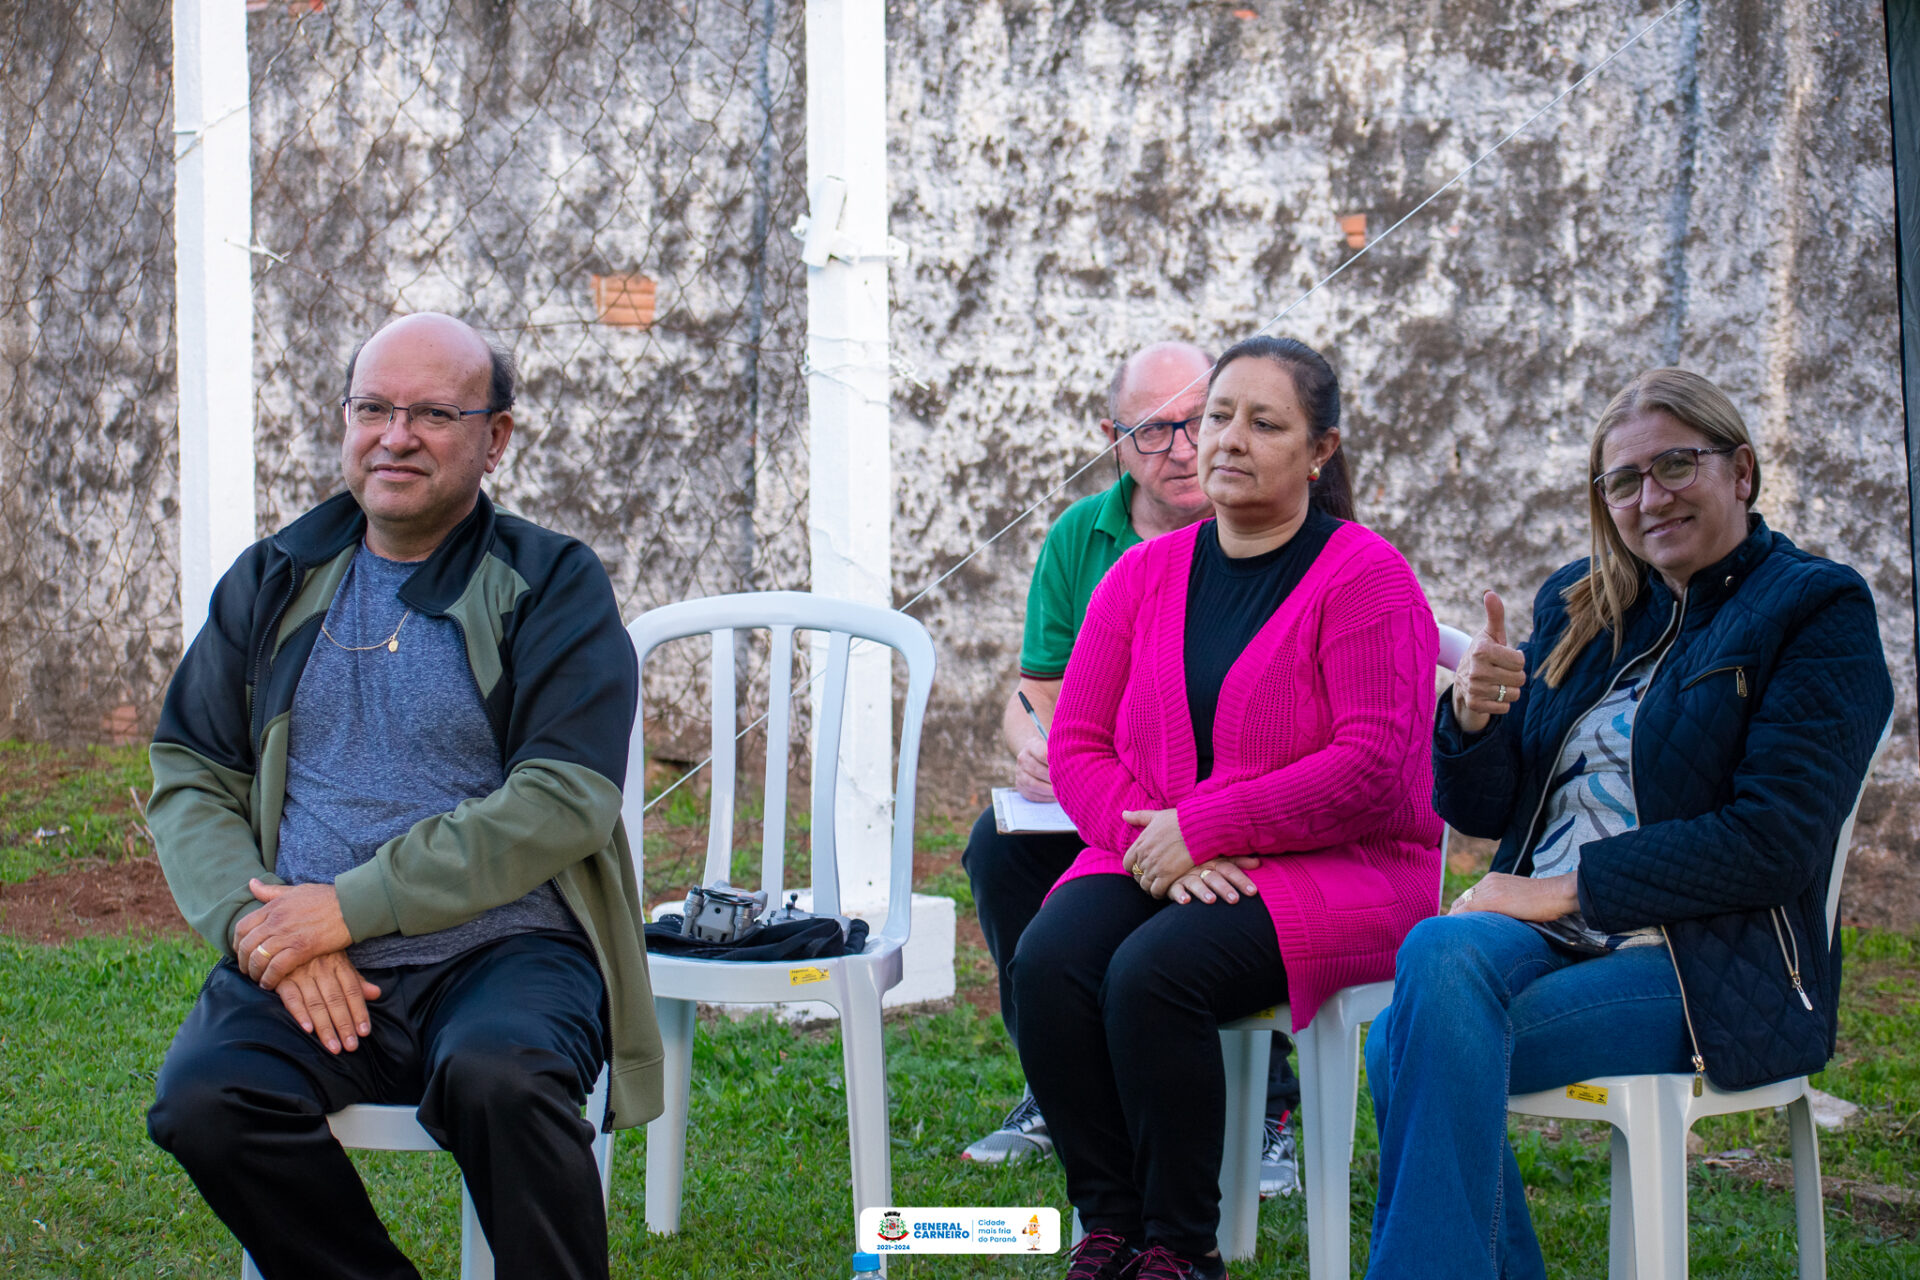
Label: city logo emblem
xmin=878 ymin=1210 xmax=909 ymax=1242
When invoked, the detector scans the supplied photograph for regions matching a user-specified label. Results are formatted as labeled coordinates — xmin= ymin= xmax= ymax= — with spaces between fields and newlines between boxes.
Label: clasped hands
xmin=234 ymin=879 xmax=378 ymax=1056
xmin=1121 ymin=808 xmax=1261 ymax=905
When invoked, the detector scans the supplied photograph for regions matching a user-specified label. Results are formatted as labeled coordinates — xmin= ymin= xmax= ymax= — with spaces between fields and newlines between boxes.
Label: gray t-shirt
xmin=275 ymin=544 xmax=578 ymax=967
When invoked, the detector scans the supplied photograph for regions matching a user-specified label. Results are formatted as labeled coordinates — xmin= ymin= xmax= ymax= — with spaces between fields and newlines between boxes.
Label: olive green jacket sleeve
xmin=333 ymin=759 xmax=620 ymax=942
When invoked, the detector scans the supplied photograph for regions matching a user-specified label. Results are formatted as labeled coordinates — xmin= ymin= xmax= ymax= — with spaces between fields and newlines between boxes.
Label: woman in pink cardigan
xmin=1016 ymin=336 xmax=1443 ymax=1280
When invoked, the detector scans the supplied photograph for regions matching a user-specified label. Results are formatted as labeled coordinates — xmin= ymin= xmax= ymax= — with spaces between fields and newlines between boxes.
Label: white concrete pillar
xmin=804 ymin=0 xmax=894 ymax=915
xmin=801 ymin=0 xmax=954 ymax=1013
xmin=173 ymin=0 xmax=257 ymax=644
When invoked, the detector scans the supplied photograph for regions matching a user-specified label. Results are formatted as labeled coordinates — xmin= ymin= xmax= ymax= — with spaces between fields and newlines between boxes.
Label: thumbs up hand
xmin=1452 ymin=590 xmax=1528 ymax=735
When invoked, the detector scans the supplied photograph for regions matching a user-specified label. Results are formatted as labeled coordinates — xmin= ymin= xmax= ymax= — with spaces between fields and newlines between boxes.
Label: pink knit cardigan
xmin=1050 ymin=519 xmax=1444 ymax=1031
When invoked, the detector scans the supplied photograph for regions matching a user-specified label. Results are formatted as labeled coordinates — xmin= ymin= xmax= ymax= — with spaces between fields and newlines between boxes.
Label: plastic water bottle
xmin=850 ymin=1252 xmax=882 ymax=1277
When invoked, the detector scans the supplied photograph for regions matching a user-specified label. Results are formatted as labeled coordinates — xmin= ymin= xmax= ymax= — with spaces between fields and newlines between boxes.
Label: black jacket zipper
xmin=1621 ymin=596 xmax=1713 ymax=1096
xmin=1770 ymin=907 xmax=1813 ymax=1011
xmin=249 ymin=559 xmax=306 ymax=750
xmin=1679 ymin=664 xmax=1748 ymax=697
xmin=1658 ymin=925 xmax=1710 ymax=1096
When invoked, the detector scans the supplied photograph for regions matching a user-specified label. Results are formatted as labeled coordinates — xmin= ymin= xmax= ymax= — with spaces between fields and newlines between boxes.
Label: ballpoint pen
xmin=1017 ymin=690 xmax=1049 ymax=742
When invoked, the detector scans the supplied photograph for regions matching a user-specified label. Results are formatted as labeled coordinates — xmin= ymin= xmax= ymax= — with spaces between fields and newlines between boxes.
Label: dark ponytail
xmin=1207 ymin=335 xmax=1354 ymax=521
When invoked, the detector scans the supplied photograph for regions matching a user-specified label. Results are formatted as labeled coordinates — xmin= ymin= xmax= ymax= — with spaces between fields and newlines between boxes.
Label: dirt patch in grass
xmin=0 ymin=855 xmax=189 ymax=943
xmin=954 ymin=908 xmax=998 ymax=1020
xmin=910 ymin=835 xmax=1001 ymax=1021
xmin=1838 ymin=952 xmax=1920 ymax=1021
xmin=1708 ymin=1151 xmax=1920 ymax=1238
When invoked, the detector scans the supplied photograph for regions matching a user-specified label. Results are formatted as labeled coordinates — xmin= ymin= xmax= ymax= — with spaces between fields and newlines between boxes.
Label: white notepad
xmin=991 ymin=787 xmax=1078 ymax=835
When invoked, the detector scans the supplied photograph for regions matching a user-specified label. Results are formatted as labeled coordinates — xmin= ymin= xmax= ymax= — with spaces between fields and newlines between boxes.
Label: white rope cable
xmin=641 ymin=0 xmax=1692 ymax=815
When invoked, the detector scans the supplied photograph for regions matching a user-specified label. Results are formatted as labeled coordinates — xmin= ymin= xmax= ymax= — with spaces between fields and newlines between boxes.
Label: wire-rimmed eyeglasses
xmin=1115 ymin=415 xmax=1202 ymax=455
xmin=342 ymin=396 xmax=496 ymax=431
xmin=1592 ymin=445 xmax=1736 ymax=509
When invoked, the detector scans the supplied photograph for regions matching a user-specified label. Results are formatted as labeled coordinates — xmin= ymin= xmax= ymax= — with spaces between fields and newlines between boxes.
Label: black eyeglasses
xmin=343 ymin=396 xmax=495 ymax=432
xmin=1115 ymin=415 xmax=1202 ymax=455
xmin=1592 ymin=446 xmax=1737 ymax=509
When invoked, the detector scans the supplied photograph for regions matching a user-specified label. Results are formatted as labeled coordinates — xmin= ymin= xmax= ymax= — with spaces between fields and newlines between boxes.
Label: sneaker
xmin=1124 ymin=1244 xmax=1227 ymax=1280
xmin=1259 ymin=1110 xmax=1299 ymax=1199
xmin=1064 ymin=1228 xmax=1137 ymax=1280
xmin=960 ymin=1088 xmax=1053 ymax=1164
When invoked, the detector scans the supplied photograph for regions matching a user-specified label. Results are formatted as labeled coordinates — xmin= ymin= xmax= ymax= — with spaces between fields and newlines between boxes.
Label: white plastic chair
xmin=239 ymin=1066 xmax=612 ymax=1280
xmin=623 ymin=591 xmax=937 ymax=1239
xmin=1505 ymin=716 xmax=1891 ymax=1280
xmin=1213 ymin=621 xmax=1472 ymax=1272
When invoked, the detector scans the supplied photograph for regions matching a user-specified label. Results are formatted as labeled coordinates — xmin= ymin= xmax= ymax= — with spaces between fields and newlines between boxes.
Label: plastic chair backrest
xmin=1823 ymin=714 xmax=1893 ymax=941
xmin=622 ymin=592 xmax=937 ymax=945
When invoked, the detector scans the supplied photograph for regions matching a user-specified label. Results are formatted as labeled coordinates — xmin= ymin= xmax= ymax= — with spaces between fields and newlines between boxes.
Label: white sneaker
xmin=1260 ymin=1112 xmax=1299 ymax=1198
xmin=959 ymin=1089 xmax=1053 ymax=1164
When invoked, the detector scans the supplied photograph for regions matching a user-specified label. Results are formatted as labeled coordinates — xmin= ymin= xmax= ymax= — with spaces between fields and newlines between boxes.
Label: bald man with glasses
xmin=145 ymin=313 xmax=658 ymax=1280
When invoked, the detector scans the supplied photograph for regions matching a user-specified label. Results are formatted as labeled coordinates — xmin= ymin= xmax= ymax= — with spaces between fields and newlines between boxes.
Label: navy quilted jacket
xmin=1434 ymin=516 xmax=1891 ymax=1091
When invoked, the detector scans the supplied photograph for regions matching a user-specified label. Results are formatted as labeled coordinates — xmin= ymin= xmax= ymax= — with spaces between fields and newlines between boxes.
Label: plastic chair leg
xmin=1785 ymin=1094 xmax=1826 ymax=1280
xmin=839 ymin=986 xmax=894 ymax=1235
xmin=1618 ymin=1078 xmax=1690 ymax=1280
xmin=593 ymin=1129 xmax=615 ymax=1209
xmin=459 ymin=1180 xmax=494 ymax=1280
xmin=1601 ymin=1124 xmax=1634 ymax=1280
xmin=1296 ymin=1014 xmax=1362 ymax=1280
xmin=645 ymin=996 xmax=698 ymax=1234
xmin=1215 ymin=1027 xmax=1271 ymax=1261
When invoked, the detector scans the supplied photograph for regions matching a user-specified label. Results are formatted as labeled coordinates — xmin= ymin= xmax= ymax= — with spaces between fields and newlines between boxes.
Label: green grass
xmin=4 ymin=929 xmax=1918 ymax=1277
xmin=0 ymin=742 xmax=152 ymax=884
xmin=4 ymin=755 xmax=1917 ymax=1275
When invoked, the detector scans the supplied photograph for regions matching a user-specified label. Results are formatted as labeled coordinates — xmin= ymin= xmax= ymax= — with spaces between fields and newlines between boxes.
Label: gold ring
xmin=1200 ymin=868 xmax=1215 ymax=880
xmin=252 ymin=944 xmax=272 ymax=964
xmin=1496 ymin=684 xmax=1507 ymax=703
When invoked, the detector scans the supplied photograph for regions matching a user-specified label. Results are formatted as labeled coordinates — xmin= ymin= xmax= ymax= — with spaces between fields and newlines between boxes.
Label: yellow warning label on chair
xmin=1565 ymin=1083 xmax=1609 ymax=1106
xmin=789 ymin=966 xmax=830 ymax=986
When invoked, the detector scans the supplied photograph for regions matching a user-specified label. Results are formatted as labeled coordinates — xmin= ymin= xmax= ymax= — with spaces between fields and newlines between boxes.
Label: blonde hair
xmin=1541 ymin=369 xmax=1760 ymax=688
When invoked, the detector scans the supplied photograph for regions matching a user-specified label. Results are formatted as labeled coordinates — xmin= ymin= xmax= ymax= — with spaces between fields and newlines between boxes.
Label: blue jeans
xmin=1364 ymin=913 xmax=1693 ymax=1280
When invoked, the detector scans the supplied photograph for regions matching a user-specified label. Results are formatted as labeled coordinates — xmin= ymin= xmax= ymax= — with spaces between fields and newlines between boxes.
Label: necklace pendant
xmin=387 ymin=638 xmax=399 ymax=653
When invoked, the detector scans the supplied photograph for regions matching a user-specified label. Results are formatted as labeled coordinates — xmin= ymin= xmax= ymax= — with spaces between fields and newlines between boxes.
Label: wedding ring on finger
xmin=252 ymin=944 xmax=272 ymax=967
xmin=1496 ymin=684 xmax=1507 ymax=703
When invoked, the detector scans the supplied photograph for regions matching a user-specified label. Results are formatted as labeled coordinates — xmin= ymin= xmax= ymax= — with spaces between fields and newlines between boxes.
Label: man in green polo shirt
xmin=961 ymin=341 xmax=1304 ymax=1194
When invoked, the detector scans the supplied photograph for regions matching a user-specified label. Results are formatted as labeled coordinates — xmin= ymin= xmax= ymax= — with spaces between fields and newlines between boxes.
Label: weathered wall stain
xmin=2 ymin=1 xmax=1916 ymax=921
xmin=887 ymin=1 xmax=1919 ymax=923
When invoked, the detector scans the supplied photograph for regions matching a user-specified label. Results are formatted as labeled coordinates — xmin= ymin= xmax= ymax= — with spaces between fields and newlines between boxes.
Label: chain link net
xmin=249 ymin=0 xmax=811 ymax=784
xmin=0 ymin=1 xmax=812 ymax=800
xmin=0 ymin=2 xmax=179 ymax=747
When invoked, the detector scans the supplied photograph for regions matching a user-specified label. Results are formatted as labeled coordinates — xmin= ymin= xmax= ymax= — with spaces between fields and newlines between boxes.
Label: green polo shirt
xmin=1019 ymin=473 xmax=1141 ymax=679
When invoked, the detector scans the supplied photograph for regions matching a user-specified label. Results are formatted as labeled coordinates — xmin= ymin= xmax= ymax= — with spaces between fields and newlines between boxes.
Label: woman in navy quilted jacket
xmin=1364 ymin=368 xmax=1892 ymax=1279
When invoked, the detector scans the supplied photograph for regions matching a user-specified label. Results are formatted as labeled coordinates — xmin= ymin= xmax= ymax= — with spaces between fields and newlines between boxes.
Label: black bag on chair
xmin=644 ymin=882 xmax=869 ymax=960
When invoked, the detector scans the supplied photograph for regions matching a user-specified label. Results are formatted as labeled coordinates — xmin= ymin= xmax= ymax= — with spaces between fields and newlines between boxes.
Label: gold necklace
xmin=321 ymin=608 xmax=412 ymax=654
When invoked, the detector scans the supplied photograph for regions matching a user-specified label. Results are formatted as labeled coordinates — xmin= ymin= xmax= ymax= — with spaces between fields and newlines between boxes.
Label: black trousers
xmin=962 ymin=806 xmax=1298 ymax=1112
xmin=148 ymin=931 xmax=609 ymax=1280
xmin=1012 ymin=875 xmax=1288 ymax=1258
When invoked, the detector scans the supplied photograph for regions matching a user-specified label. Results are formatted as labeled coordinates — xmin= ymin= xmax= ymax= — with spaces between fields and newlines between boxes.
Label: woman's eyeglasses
xmin=1592 ymin=446 xmax=1736 ymax=509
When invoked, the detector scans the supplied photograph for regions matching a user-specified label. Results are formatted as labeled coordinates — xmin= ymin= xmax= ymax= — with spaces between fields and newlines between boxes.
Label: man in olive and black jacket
xmin=146 ymin=313 xmax=659 ymax=1280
